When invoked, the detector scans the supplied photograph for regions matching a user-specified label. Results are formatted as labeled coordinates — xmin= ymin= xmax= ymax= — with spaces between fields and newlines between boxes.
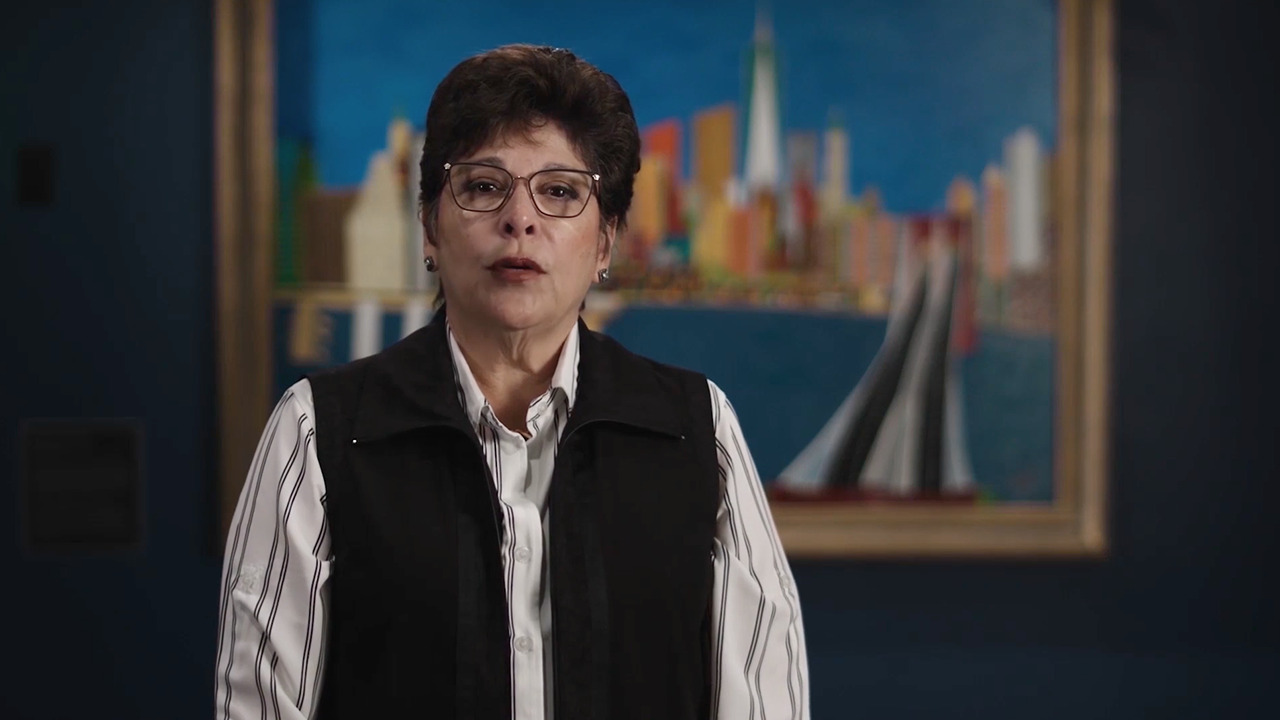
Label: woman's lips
xmin=488 ymin=256 xmax=545 ymax=282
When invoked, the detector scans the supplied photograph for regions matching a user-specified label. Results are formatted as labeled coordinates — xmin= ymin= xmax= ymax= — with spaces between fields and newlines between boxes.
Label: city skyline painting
xmin=252 ymin=0 xmax=1116 ymax=556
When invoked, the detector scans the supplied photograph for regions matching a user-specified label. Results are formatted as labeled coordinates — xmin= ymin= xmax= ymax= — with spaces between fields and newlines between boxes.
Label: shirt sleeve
xmin=707 ymin=380 xmax=811 ymax=720
xmin=214 ymin=380 xmax=331 ymax=720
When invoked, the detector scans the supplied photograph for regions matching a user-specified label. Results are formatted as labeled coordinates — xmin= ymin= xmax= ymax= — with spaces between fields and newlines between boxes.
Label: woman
xmin=216 ymin=44 xmax=808 ymax=720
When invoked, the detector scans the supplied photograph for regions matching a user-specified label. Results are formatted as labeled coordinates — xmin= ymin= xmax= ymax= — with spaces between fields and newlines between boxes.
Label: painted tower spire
xmin=743 ymin=6 xmax=782 ymax=193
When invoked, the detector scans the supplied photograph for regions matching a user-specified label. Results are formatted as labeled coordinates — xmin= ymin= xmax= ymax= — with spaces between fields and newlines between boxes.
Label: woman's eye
xmin=544 ymin=185 xmax=578 ymax=199
xmin=468 ymin=180 xmax=502 ymax=194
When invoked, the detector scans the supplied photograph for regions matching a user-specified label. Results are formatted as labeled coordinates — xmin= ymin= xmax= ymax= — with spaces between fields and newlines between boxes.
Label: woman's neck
xmin=448 ymin=314 xmax=573 ymax=436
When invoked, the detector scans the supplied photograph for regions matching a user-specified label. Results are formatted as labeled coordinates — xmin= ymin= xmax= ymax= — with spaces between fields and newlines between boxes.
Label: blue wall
xmin=1 ymin=1 xmax=219 ymax=717
xmin=3 ymin=0 xmax=1278 ymax=718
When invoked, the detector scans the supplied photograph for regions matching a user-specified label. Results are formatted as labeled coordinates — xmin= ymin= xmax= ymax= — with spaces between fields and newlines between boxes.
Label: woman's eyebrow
xmin=460 ymin=157 xmax=586 ymax=172
xmin=461 ymin=155 xmax=506 ymax=167
xmin=539 ymin=162 xmax=587 ymax=171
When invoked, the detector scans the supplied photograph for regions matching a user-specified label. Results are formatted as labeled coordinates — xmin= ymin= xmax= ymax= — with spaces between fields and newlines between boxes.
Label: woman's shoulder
xmin=273 ymin=378 xmax=316 ymax=418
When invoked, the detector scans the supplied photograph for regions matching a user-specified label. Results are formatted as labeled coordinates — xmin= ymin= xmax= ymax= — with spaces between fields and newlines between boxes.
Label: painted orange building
xmin=642 ymin=119 xmax=685 ymax=235
xmin=981 ymin=165 xmax=1009 ymax=283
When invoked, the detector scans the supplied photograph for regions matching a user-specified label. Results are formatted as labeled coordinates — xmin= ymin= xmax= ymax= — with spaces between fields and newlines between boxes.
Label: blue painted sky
xmin=278 ymin=0 xmax=1056 ymax=213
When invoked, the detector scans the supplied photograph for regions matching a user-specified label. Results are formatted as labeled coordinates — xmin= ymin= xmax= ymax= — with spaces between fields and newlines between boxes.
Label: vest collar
xmin=351 ymin=309 xmax=689 ymax=442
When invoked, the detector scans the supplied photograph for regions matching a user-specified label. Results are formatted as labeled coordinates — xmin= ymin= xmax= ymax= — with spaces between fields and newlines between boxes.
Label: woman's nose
xmin=500 ymin=179 xmax=539 ymax=237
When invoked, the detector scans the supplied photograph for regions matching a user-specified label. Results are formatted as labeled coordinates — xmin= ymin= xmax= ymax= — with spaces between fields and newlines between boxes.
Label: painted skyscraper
xmin=693 ymin=104 xmax=736 ymax=206
xmin=345 ymin=118 xmax=411 ymax=291
xmin=821 ymin=114 xmax=850 ymax=216
xmin=981 ymin=164 xmax=1010 ymax=284
xmin=1004 ymin=127 xmax=1046 ymax=271
xmin=690 ymin=105 xmax=737 ymax=274
xmin=784 ymin=131 xmax=819 ymax=267
xmin=743 ymin=9 xmax=782 ymax=193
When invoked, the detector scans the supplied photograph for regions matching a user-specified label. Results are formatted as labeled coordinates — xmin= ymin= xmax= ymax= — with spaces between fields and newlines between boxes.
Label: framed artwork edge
xmin=214 ymin=0 xmax=276 ymax=543
xmin=212 ymin=0 xmax=1116 ymax=557
xmin=772 ymin=0 xmax=1116 ymax=559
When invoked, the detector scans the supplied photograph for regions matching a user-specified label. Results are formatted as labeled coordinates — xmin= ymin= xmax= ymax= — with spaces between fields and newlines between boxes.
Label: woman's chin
xmin=478 ymin=298 xmax=565 ymax=333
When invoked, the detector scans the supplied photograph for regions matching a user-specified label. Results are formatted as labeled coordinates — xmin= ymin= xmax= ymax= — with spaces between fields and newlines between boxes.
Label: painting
xmin=214 ymin=0 xmax=1114 ymax=556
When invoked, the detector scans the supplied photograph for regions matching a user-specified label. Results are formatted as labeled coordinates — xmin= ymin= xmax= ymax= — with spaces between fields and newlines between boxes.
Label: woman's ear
xmin=598 ymin=220 xmax=616 ymax=268
xmin=422 ymin=205 xmax=439 ymax=250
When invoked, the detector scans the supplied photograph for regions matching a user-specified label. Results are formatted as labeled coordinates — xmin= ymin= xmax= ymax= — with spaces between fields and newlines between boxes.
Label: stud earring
xmin=424 ymin=257 xmax=438 ymax=272
xmin=597 ymin=268 xmax=610 ymax=283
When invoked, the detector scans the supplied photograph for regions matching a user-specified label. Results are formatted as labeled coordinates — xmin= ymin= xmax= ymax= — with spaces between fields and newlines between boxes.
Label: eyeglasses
xmin=444 ymin=162 xmax=600 ymax=218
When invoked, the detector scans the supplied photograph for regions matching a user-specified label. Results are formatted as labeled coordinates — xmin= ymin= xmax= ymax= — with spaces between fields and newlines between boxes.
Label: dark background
xmin=2 ymin=1 xmax=1276 ymax=717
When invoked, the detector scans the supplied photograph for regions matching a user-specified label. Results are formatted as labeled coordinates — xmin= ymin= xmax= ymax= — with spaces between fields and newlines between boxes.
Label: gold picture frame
xmin=213 ymin=0 xmax=1115 ymax=556
xmin=214 ymin=0 xmax=274 ymax=539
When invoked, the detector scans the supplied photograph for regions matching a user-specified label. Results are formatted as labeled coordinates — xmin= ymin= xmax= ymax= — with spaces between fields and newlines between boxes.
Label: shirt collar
xmin=446 ymin=321 xmax=581 ymax=428
xmin=344 ymin=312 xmax=688 ymax=443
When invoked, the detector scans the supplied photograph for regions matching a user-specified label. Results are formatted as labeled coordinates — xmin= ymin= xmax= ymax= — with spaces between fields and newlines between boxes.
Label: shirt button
xmin=514 ymin=636 xmax=533 ymax=653
xmin=778 ymin=573 xmax=792 ymax=590
xmin=515 ymin=546 xmax=531 ymax=563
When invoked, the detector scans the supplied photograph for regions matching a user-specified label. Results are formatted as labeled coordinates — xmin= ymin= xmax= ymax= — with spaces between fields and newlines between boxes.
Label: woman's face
xmin=428 ymin=123 xmax=612 ymax=336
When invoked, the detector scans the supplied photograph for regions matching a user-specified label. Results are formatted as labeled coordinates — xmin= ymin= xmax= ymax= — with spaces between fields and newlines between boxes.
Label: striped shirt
xmin=215 ymin=324 xmax=809 ymax=719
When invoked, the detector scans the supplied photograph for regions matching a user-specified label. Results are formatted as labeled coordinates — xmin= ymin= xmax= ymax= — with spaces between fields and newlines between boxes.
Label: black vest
xmin=308 ymin=313 xmax=719 ymax=719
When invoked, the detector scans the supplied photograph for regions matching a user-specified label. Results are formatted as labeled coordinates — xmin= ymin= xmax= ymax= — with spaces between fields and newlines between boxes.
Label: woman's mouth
xmin=488 ymin=256 xmax=545 ymax=282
